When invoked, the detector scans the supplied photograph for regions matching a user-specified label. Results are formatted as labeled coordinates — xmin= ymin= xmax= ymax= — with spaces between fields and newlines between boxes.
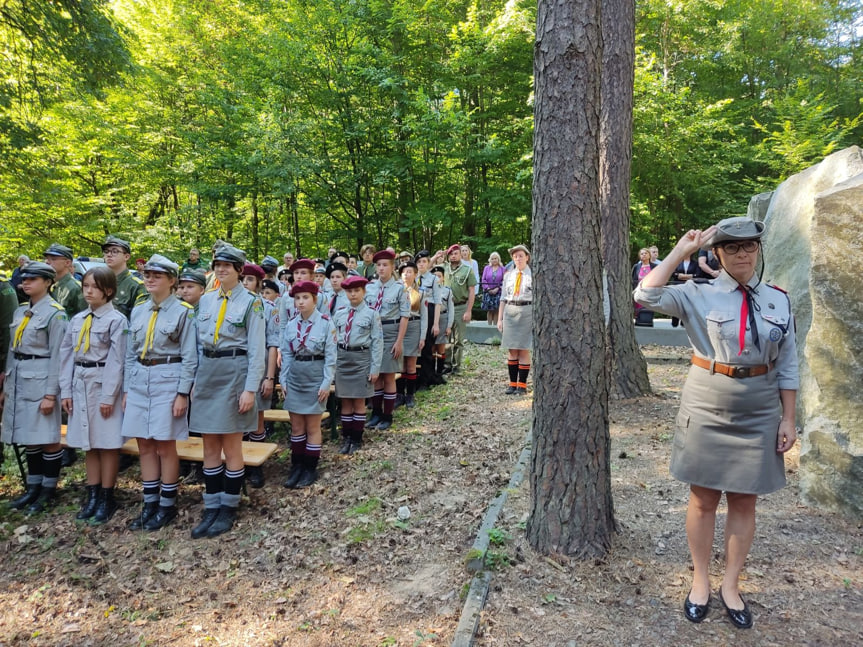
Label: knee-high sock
xmin=202 ymin=464 xmax=225 ymax=509
xmin=222 ymin=467 xmax=244 ymax=508
xmin=405 ymin=373 xmax=417 ymax=396
xmin=508 ymin=359 xmax=519 ymax=387
xmin=142 ymin=479 xmax=161 ymax=504
xmin=160 ymin=481 xmax=178 ymax=508
xmin=383 ymin=392 xmax=397 ymax=415
xmin=25 ymin=448 xmax=44 ymax=486
xmin=517 ymin=363 xmax=531 ymax=389
xmin=41 ymin=449 xmax=63 ymax=488
xmin=371 ymin=390 xmax=384 ymax=415
xmin=290 ymin=433 xmax=307 ymax=456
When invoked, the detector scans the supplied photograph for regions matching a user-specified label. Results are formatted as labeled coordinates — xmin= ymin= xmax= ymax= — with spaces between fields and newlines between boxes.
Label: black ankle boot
xmin=76 ymin=485 xmax=100 ymax=520
xmin=283 ymin=456 xmax=304 ymax=489
xmin=143 ymin=505 xmax=178 ymax=531
xmin=128 ymin=501 xmax=159 ymax=530
xmin=296 ymin=456 xmax=319 ymax=488
xmin=191 ymin=507 xmax=221 ymax=539
xmin=205 ymin=506 xmax=237 ymax=537
xmin=26 ymin=486 xmax=57 ymax=515
xmin=338 ymin=436 xmax=353 ymax=454
xmin=10 ymin=483 xmax=42 ymax=510
xmin=91 ymin=487 xmax=117 ymax=525
xmin=246 ymin=465 xmax=265 ymax=489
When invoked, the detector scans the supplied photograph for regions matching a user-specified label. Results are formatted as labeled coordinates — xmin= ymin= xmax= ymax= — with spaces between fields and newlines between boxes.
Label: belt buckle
xmin=733 ymin=366 xmax=750 ymax=378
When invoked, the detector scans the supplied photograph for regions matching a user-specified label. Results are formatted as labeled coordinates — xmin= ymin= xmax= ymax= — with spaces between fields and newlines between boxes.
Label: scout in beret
xmin=4 ymin=261 xmax=68 ymax=513
xmin=332 ymin=274 xmax=382 ymax=455
xmin=280 ymin=279 xmax=337 ymax=488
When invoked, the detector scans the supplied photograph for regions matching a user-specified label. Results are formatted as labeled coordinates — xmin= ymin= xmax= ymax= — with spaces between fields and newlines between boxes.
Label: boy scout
xmin=101 ymin=236 xmax=145 ymax=319
xmin=44 ymin=243 xmax=86 ymax=316
xmin=443 ymin=244 xmax=477 ymax=374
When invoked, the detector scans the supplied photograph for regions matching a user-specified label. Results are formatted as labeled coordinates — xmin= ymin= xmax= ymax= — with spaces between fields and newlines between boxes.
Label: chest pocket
xmin=225 ymin=311 xmax=246 ymax=328
xmin=158 ymin=317 xmax=181 ymax=343
xmin=706 ymin=311 xmax=737 ymax=341
xmin=760 ymin=312 xmax=788 ymax=341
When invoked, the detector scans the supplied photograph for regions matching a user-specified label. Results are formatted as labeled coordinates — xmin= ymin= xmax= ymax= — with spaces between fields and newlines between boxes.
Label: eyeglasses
xmin=103 ymin=248 xmax=126 ymax=256
xmin=720 ymin=240 xmax=759 ymax=254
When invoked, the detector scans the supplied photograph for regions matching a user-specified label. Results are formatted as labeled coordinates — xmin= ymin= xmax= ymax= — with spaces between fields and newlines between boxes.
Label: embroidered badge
xmin=769 ymin=327 xmax=783 ymax=341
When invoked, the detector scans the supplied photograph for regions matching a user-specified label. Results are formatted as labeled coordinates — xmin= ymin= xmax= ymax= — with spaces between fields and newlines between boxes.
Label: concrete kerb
xmin=451 ymin=429 xmax=533 ymax=647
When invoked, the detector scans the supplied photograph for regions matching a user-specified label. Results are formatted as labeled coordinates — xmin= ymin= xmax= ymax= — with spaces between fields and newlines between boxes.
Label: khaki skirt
xmin=379 ymin=322 xmax=401 ymax=374
xmin=189 ymin=355 xmax=258 ymax=435
xmin=671 ymin=364 xmax=786 ymax=495
xmin=501 ymin=303 xmax=532 ymax=351
xmin=402 ymin=316 xmax=422 ymax=358
xmin=283 ymin=356 xmax=327 ymax=415
xmin=335 ymin=349 xmax=373 ymax=399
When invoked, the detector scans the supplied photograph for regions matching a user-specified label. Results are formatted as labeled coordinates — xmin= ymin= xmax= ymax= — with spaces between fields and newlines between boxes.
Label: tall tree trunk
xmin=600 ymin=0 xmax=650 ymax=399
xmin=251 ymin=192 xmax=260 ymax=261
xmin=528 ymin=0 xmax=615 ymax=558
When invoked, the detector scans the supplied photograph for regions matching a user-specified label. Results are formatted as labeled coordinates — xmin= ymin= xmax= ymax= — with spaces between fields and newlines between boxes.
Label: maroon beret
xmin=372 ymin=250 xmax=395 ymax=263
xmin=242 ymin=263 xmax=265 ymax=280
xmin=289 ymin=280 xmax=319 ymax=297
xmin=446 ymin=244 xmax=461 ymax=256
xmin=341 ymin=276 xmax=369 ymax=290
xmin=289 ymin=258 xmax=316 ymax=273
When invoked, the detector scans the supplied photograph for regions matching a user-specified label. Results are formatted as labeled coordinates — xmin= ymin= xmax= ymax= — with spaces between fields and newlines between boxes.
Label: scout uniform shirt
xmin=0 ymin=280 xmax=18 ymax=373
xmin=196 ymin=286 xmax=267 ymax=393
xmin=444 ymin=261 xmax=477 ymax=306
xmin=280 ymin=309 xmax=338 ymax=395
xmin=1 ymin=296 xmax=68 ymax=444
xmin=418 ymin=270 xmax=441 ymax=305
xmin=323 ymin=289 xmax=350 ymax=318
xmin=277 ymin=290 xmax=327 ymax=334
xmin=633 ymin=272 xmax=798 ymax=390
xmin=333 ymin=301 xmax=384 ymax=375
xmin=364 ymin=277 xmax=411 ymax=323
xmin=501 ymin=265 xmax=534 ymax=304
xmin=50 ymin=272 xmax=87 ymax=317
xmin=114 ymin=269 xmax=145 ymax=319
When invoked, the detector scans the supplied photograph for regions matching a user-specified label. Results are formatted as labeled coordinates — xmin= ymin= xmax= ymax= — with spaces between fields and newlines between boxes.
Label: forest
xmin=0 ymin=0 xmax=860 ymax=264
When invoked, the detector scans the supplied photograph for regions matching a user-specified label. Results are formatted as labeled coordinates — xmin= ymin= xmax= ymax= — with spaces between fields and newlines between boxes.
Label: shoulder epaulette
xmin=205 ymin=287 xmax=219 ymax=293
xmin=131 ymin=275 xmax=144 ymax=285
xmin=179 ymin=300 xmax=193 ymax=309
xmin=693 ymin=278 xmax=712 ymax=284
xmin=321 ymin=313 xmax=330 ymax=320
xmin=766 ymin=284 xmax=788 ymax=294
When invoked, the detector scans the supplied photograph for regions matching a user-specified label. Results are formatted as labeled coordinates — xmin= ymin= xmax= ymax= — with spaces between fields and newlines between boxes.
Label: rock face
xmin=762 ymin=146 xmax=863 ymax=518
xmin=747 ymin=191 xmax=773 ymax=221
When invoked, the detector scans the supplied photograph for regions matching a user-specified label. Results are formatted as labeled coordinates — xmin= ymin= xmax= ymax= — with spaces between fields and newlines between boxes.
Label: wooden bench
xmin=262 ymin=409 xmax=330 ymax=425
xmin=58 ymin=427 xmax=279 ymax=467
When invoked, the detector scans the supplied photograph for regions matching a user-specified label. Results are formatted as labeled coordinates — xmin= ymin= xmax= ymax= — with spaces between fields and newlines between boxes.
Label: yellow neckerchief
xmin=406 ymin=283 xmax=421 ymax=312
xmin=13 ymin=308 xmax=33 ymax=348
xmin=214 ymin=288 xmax=231 ymax=344
xmin=74 ymin=312 xmax=94 ymax=353
xmin=140 ymin=304 xmax=161 ymax=359
xmin=514 ymin=270 xmax=523 ymax=296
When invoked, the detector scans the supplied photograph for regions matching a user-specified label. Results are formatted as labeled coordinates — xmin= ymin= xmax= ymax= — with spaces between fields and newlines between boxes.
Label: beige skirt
xmin=671 ymin=364 xmax=786 ymax=495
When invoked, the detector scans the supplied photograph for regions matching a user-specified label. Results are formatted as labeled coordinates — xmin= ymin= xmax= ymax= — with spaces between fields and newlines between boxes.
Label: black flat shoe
xmin=683 ymin=592 xmax=710 ymax=623
xmin=719 ymin=587 xmax=753 ymax=629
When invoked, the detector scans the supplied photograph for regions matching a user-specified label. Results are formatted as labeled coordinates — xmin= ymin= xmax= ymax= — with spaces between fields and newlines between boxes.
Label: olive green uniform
xmin=50 ymin=272 xmax=87 ymax=317
xmin=114 ymin=269 xmax=145 ymax=319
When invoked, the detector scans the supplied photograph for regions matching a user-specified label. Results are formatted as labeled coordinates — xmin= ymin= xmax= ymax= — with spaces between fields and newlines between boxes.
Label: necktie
xmin=736 ymin=286 xmax=760 ymax=356
xmin=13 ymin=309 xmax=33 ymax=348
xmin=514 ymin=271 xmax=523 ymax=297
xmin=140 ymin=305 xmax=160 ymax=359
xmin=74 ymin=312 xmax=93 ymax=353
xmin=344 ymin=308 xmax=355 ymax=344
xmin=214 ymin=289 xmax=230 ymax=343
xmin=374 ymin=285 xmax=384 ymax=311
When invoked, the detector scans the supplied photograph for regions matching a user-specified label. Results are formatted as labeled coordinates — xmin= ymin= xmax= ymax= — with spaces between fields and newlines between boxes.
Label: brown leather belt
xmin=691 ymin=355 xmax=772 ymax=378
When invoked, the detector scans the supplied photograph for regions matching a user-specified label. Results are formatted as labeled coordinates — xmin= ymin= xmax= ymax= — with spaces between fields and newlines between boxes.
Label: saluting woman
xmin=189 ymin=245 xmax=266 ymax=538
xmin=59 ymin=266 xmax=128 ymax=524
xmin=280 ymin=280 xmax=337 ymax=488
xmin=2 ymin=262 xmax=68 ymax=514
xmin=123 ymin=255 xmax=198 ymax=531
xmin=634 ymin=217 xmax=798 ymax=629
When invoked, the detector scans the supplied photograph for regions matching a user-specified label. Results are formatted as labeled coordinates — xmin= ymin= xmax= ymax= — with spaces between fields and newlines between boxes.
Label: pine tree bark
xmin=600 ymin=0 xmax=651 ymax=399
xmin=527 ymin=0 xmax=615 ymax=558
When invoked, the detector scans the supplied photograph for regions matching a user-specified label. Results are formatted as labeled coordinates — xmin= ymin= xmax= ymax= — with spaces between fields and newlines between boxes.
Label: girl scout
xmin=333 ymin=276 xmax=382 ymax=454
xmin=123 ymin=255 xmax=198 ymax=531
xmin=280 ymin=280 xmax=337 ymax=488
xmin=364 ymin=250 xmax=409 ymax=431
xmin=59 ymin=267 xmax=128 ymax=524
xmin=497 ymin=244 xmax=533 ymax=394
xmin=2 ymin=262 xmax=68 ymax=514
xmin=396 ymin=261 xmax=427 ymax=408
xmin=430 ymin=265 xmax=454 ymax=381
xmin=189 ymin=245 xmax=266 ymax=538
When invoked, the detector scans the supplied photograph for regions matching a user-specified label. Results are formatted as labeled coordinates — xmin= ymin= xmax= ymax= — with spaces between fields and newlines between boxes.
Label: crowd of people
xmin=0 ymin=236 xmax=533 ymax=539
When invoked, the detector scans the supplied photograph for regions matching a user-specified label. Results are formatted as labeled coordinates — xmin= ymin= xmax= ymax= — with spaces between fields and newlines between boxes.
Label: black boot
xmin=128 ymin=501 xmax=159 ymax=530
xmin=376 ymin=414 xmax=393 ymax=431
xmin=26 ymin=486 xmax=57 ymax=515
xmin=205 ymin=506 xmax=237 ymax=537
xmin=246 ymin=465 xmax=265 ymax=489
xmin=338 ymin=436 xmax=353 ymax=455
xmin=347 ymin=439 xmax=363 ymax=454
xmin=9 ymin=483 xmax=42 ymax=510
xmin=191 ymin=507 xmax=221 ymax=539
xmin=61 ymin=447 xmax=78 ymax=468
xmin=295 ymin=456 xmax=319 ymax=488
xmin=366 ymin=412 xmax=382 ymax=429
xmin=283 ymin=455 xmax=304 ymax=489
xmin=91 ymin=487 xmax=118 ymax=525
xmin=143 ymin=505 xmax=178 ymax=531
xmin=76 ymin=485 xmax=100 ymax=520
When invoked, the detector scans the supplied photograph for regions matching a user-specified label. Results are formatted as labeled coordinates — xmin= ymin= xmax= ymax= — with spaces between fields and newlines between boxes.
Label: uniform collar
xmin=88 ymin=302 xmax=114 ymax=318
xmin=716 ymin=270 xmax=759 ymax=292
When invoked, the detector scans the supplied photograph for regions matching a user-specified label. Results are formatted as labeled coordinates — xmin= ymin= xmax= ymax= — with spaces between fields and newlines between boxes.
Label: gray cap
xmin=260 ymin=255 xmax=279 ymax=270
xmin=44 ymin=243 xmax=74 ymax=260
xmin=101 ymin=236 xmax=131 ymax=253
xmin=508 ymin=244 xmax=531 ymax=258
xmin=143 ymin=254 xmax=179 ymax=276
xmin=20 ymin=261 xmax=57 ymax=280
xmin=212 ymin=244 xmax=247 ymax=265
xmin=179 ymin=268 xmax=207 ymax=287
xmin=707 ymin=217 xmax=765 ymax=248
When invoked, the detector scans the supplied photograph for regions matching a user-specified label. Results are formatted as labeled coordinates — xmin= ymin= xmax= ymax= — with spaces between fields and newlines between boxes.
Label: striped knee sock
xmin=41 ymin=449 xmax=64 ymax=488
xmin=159 ymin=481 xmax=178 ymax=508
xmin=222 ymin=467 xmax=244 ymax=508
xmin=25 ymin=448 xmax=43 ymax=486
xmin=383 ymin=392 xmax=397 ymax=415
xmin=142 ymin=479 xmax=161 ymax=504
xmin=508 ymin=359 xmax=518 ymax=387
xmin=517 ymin=363 xmax=531 ymax=389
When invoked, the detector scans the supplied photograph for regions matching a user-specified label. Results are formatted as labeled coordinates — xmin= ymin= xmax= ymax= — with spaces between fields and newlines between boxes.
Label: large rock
xmin=746 ymin=191 xmax=773 ymax=222
xmin=762 ymin=146 xmax=863 ymax=518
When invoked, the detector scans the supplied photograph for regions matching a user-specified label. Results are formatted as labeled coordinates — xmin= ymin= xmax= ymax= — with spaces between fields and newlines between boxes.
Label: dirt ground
xmin=0 ymin=344 xmax=860 ymax=646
